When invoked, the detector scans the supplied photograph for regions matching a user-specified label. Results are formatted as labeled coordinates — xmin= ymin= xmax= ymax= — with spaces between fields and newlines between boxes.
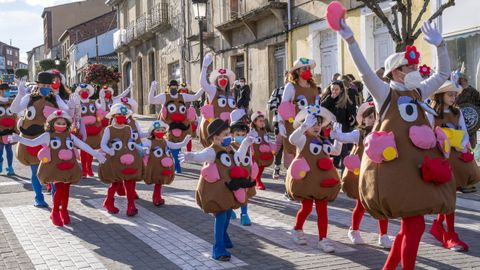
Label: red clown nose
xmin=230 ymin=166 xmax=249 ymax=179
xmin=170 ymin=112 xmax=186 ymax=122
xmin=317 ymin=157 xmax=334 ymax=171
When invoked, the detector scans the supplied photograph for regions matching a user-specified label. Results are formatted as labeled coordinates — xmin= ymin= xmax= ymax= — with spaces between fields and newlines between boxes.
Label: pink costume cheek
xmin=435 ymin=127 xmax=450 ymax=158
xmin=200 ymin=104 xmax=214 ymax=121
xmin=364 ymin=131 xmax=398 ymax=163
xmin=251 ymin=161 xmax=259 ymax=179
xmin=200 ymin=162 xmax=220 ymax=183
xmin=409 ymin=124 xmax=436 ymax=150
xmin=37 ymin=145 xmax=51 ymax=163
xmin=343 ymin=154 xmax=361 ymax=175
xmin=278 ymin=102 xmax=296 ymax=124
xmin=290 ymin=157 xmax=311 ymax=180
xmin=96 ymin=109 xmax=106 ymax=120
xmin=187 ymin=106 xmax=197 ymax=121
xmin=161 ymin=106 xmax=167 ymax=120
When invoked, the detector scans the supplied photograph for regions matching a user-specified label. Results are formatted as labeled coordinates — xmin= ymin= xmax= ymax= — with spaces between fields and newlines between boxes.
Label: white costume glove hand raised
xmin=183 ymin=135 xmax=192 ymax=144
xmin=248 ymin=128 xmax=259 ymax=139
xmin=203 ymin=53 xmax=213 ymax=67
xmin=8 ymin=133 xmax=20 ymax=144
xmin=339 ymin=19 xmax=354 ymax=40
xmin=16 ymin=77 xmax=27 ymax=96
xmin=422 ymin=21 xmax=443 ymax=47
xmin=302 ymin=114 xmax=317 ymax=128
xmin=330 ymin=122 xmax=343 ymax=140
xmin=278 ymin=123 xmax=287 ymax=138
xmin=150 ymin=81 xmax=158 ymax=93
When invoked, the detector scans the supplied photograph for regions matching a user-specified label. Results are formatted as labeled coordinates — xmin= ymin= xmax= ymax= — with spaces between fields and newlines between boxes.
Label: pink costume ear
xmin=343 ymin=154 xmax=361 ymax=175
xmin=435 ymin=127 xmax=450 ymax=158
xmin=96 ymin=109 xmax=106 ymax=120
xmin=37 ymin=144 xmax=51 ymax=163
xmin=200 ymin=104 xmax=215 ymax=121
xmin=409 ymin=125 xmax=436 ymax=150
xmin=278 ymin=102 xmax=296 ymax=123
xmin=200 ymin=162 xmax=220 ymax=183
xmin=269 ymin=142 xmax=277 ymax=153
xmin=364 ymin=131 xmax=398 ymax=163
xmin=43 ymin=106 xmax=57 ymax=119
xmin=187 ymin=106 xmax=197 ymax=121
xmin=161 ymin=106 xmax=167 ymax=120
xmin=290 ymin=157 xmax=311 ymax=180
xmin=251 ymin=161 xmax=259 ymax=179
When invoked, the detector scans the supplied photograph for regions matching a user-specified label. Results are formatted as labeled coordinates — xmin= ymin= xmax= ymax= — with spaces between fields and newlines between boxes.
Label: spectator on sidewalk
xmin=234 ymin=77 xmax=251 ymax=110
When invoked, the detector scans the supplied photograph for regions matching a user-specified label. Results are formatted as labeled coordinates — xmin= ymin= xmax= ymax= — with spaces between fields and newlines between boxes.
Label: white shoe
xmin=291 ymin=229 xmax=307 ymax=245
xmin=318 ymin=238 xmax=335 ymax=253
xmin=348 ymin=228 xmax=365 ymax=245
xmin=378 ymin=234 xmax=392 ymax=249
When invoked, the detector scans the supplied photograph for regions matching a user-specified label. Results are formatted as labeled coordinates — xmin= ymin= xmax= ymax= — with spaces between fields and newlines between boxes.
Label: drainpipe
xmin=287 ymin=0 xmax=293 ymax=67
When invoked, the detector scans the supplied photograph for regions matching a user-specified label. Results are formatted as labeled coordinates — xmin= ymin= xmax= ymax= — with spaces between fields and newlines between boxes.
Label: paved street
xmin=0 ymin=117 xmax=479 ymax=270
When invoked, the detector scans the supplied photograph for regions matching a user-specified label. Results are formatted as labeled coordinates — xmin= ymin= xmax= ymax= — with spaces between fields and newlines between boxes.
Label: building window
xmin=373 ymin=15 xmax=394 ymax=69
xmin=273 ymin=45 xmax=285 ymax=89
xmin=319 ymin=29 xmax=338 ymax=89
xmin=233 ymin=54 xmax=244 ymax=81
xmin=6 ymin=49 xmax=12 ymax=55
xmin=168 ymin=61 xmax=180 ymax=81
xmin=229 ymin=0 xmax=245 ymax=19
xmin=7 ymin=60 xmax=12 ymax=66
xmin=447 ymin=32 xmax=480 ymax=88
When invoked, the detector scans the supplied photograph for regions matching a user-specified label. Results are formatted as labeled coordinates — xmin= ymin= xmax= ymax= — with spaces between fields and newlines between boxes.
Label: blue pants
xmin=213 ymin=209 xmax=233 ymax=259
xmin=171 ymin=148 xmax=182 ymax=173
xmin=241 ymin=205 xmax=248 ymax=215
xmin=0 ymin=143 xmax=13 ymax=169
xmin=31 ymin=164 xmax=47 ymax=206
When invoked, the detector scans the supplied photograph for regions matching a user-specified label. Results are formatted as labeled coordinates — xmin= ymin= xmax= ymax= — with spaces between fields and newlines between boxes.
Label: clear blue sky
xmin=0 ymin=0 xmax=79 ymax=63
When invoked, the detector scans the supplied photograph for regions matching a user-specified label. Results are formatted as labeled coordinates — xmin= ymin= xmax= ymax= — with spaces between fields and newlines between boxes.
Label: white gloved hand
xmin=203 ymin=53 xmax=213 ymax=67
xmin=278 ymin=123 xmax=287 ymax=138
xmin=95 ymin=151 xmax=107 ymax=164
xmin=183 ymin=135 xmax=192 ymax=144
xmin=179 ymin=152 xmax=193 ymax=163
xmin=16 ymin=77 xmax=27 ymax=96
xmin=150 ymin=81 xmax=158 ymax=93
xmin=338 ymin=19 xmax=354 ymax=40
xmin=8 ymin=133 xmax=20 ymax=144
xmin=422 ymin=21 xmax=443 ymax=47
xmin=248 ymin=128 xmax=259 ymax=139
xmin=330 ymin=122 xmax=343 ymax=140
xmin=302 ymin=114 xmax=317 ymax=128
xmin=106 ymin=147 xmax=115 ymax=156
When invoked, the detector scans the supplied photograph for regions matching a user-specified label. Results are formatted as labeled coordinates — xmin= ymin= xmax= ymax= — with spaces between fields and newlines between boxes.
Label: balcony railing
xmin=125 ymin=22 xmax=135 ymax=44
xmin=148 ymin=2 xmax=169 ymax=32
xmin=113 ymin=29 xmax=127 ymax=50
xmin=135 ymin=13 xmax=149 ymax=38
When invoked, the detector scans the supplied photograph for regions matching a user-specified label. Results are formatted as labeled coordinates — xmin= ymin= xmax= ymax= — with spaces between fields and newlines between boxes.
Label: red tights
xmin=294 ymin=199 xmax=328 ymax=240
xmin=80 ymin=150 xmax=93 ymax=176
xmin=51 ymin=182 xmax=71 ymax=226
xmin=352 ymin=199 xmax=388 ymax=235
xmin=383 ymin=215 xmax=425 ymax=270
xmin=436 ymin=213 xmax=455 ymax=232
xmin=103 ymin=180 xmax=138 ymax=216
xmin=255 ymin=166 xmax=265 ymax=189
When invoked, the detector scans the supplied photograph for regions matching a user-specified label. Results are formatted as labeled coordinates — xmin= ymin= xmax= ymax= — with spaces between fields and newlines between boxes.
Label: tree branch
xmin=406 ymin=0 xmax=412 ymax=36
xmin=359 ymin=0 xmax=402 ymax=44
xmin=411 ymin=0 xmax=430 ymax=35
xmin=391 ymin=4 xmax=401 ymax=39
xmin=412 ymin=0 xmax=455 ymax=40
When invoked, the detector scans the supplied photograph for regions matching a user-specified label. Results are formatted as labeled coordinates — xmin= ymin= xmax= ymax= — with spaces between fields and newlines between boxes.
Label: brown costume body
xmin=161 ymin=94 xmax=192 ymax=143
xmin=230 ymin=142 xmax=256 ymax=200
xmin=82 ymin=100 xmax=103 ymax=149
xmin=286 ymin=134 xmax=340 ymax=201
xmin=252 ymin=128 xmax=274 ymax=167
xmin=283 ymin=84 xmax=320 ymax=155
xmin=16 ymin=95 xmax=57 ymax=166
xmin=341 ymin=127 xmax=371 ymax=199
xmin=200 ymin=90 xmax=235 ymax=147
xmin=359 ymin=89 xmax=456 ymax=219
xmin=434 ymin=112 xmax=480 ymax=188
xmin=0 ymin=99 xmax=18 ymax=141
xmin=99 ymin=126 xmax=143 ymax=183
xmin=37 ymin=132 xmax=82 ymax=184
xmin=195 ymin=144 xmax=254 ymax=214
xmin=143 ymin=138 xmax=175 ymax=185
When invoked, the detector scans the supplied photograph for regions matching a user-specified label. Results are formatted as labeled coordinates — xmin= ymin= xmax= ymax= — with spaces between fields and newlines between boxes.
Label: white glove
xmin=95 ymin=151 xmax=107 ymax=164
xmin=106 ymin=148 xmax=115 ymax=156
xmin=16 ymin=77 xmax=27 ymax=96
xmin=302 ymin=114 xmax=317 ymax=128
xmin=8 ymin=134 xmax=20 ymax=144
xmin=248 ymin=128 xmax=259 ymax=138
xmin=330 ymin=122 xmax=343 ymax=140
xmin=150 ymin=81 xmax=158 ymax=93
xmin=203 ymin=53 xmax=213 ymax=67
xmin=421 ymin=21 xmax=443 ymax=47
xmin=339 ymin=19 xmax=353 ymax=40
xmin=179 ymin=152 xmax=193 ymax=163
xmin=278 ymin=123 xmax=287 ymax=138
xmin=183 ymin=134 xmax=192 ymax=145
xmin=69 ymin=93 xmax=80 ymax=106
xmin=245 ymin=135 xmax=255 ymax=145
xmin=99 ymin=89 xmax=106 ymax=100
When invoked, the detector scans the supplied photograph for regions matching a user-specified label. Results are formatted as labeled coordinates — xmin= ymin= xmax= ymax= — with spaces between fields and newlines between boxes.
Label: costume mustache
xmin=225 ymin=177 xmax=256 ymax=191
xmin=0 ymin=129 xmax=15 ymax=136
xmin=20 ymin=125 xmax=44 ymax=136
xmin=169 ymin=122 xmax=190 ymax=131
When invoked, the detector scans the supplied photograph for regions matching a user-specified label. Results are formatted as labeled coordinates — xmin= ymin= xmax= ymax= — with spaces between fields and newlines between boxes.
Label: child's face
xmin=156 ymin=127 xmax=167 ymax=133
xmin=54 ymin=118 xmax=67 ymax=127
xmin=254 ymin=117 xmax=265 ymax=128
xmin=363 ymin=113 xmax=376 ymax=127
xmin=213 ymin=129 xmax=231 ymax=145
xmin=306 ymin=118 xmax=322 ymax=136
xmin=443 ymin=91 xmax=457 ymax=107
xmin=232 ymin=130 xmax=247 ymax=138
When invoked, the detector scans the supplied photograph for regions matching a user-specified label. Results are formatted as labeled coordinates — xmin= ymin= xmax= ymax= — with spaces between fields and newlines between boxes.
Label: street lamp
xmin=54 ymin=55 xmax=60 ymax=66
xmin=192 ymin=0 xmax=207 ymax=103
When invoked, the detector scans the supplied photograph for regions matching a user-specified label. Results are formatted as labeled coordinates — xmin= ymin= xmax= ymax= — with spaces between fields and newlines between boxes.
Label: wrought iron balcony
xmin=135 ymin=13 xmax=148 ymax=38
xmin=148 ymin=2 xmax=170 ymax=32
xmin=125 ymin=22 xmax=135 ymax=44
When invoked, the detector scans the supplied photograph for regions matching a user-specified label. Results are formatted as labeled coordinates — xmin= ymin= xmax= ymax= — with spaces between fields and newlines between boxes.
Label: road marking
xmin=0 ymin=181 xmax=20 ymax=186
xmin=86 ymin=198 xmax=247 ymax=270
xmin=169 ymin=191 xmax=357 ymax=255
xmin=1 ymin=205 xmax=106 ymax=270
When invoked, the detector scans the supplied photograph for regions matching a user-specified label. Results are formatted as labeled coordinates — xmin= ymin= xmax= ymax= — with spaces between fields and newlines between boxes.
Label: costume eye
xmin=153 ymin=147 xmax=163 ymax=158
xmin=81 ymin=105 xmax=88 ymax=114
xmin=217 ymin=97 xmax=227 ymax=108
xmin=323 ymin=144 xmax=333 ymax=155
xmin=167 ymin=103 xmax=176 ymax=113
xmin=6 ymin=108 xmax=13 ymax=116
xmin=66 ymin=138 xmax=74 ymax=150
xmin=219 ymin=153 xmax=232 ymax=167
xmin=50 ymin=138 xmax=61 ymax=150
xmin=178 ymin=105 xmax=186 ymax=114
xmin=165 ymin=148 xmax=171 ymax=156
xmin=254 ymin=137 xmax=262 ymax=144
xmin=107 ymin=103 xmax=112 ymax=110
xmin=397 ymin=96 xmax=418 ymax=122
xmin=127 ymin=141 xmax=136 ymax=151
xmin=26 ymin=106 xmax=36 ymax=120
xmin=228 ymin=98 xmax=236 ymax=108
xmin=0 ymin=107 xmax=5 ymax=116
xmin=315 ymin=96 xmax=321 ymax=106
xmin=242 ymin=156 xmax=251 ymax=166
xmin=132 ymin=131 xmax=139 ymax=140
xmin=296 ymin=97 xmax=308 ymax=110
xmin=111 ymin=140 xmax=122 ymax=150
xmin=309 ymin=143 xmax=322 ymax=155
xmin=234 ymin=153 xmax=241 ymax=166
xmin=89 ymin=104 xmax=96 ymax=113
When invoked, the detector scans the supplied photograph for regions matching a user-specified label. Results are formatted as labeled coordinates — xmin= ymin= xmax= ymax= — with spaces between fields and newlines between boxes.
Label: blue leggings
xmin=30 ymin=164 xmax=47 ymax=206
xmin=241 ymin=205 xmax=248 ymax=215
xmin=213 ymin=209 xmax=233 ymax=259
xmin=171 ymin=148 xmax=182 ymax=173
xmin=0 ymin=143 xmax=13 ymax=168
